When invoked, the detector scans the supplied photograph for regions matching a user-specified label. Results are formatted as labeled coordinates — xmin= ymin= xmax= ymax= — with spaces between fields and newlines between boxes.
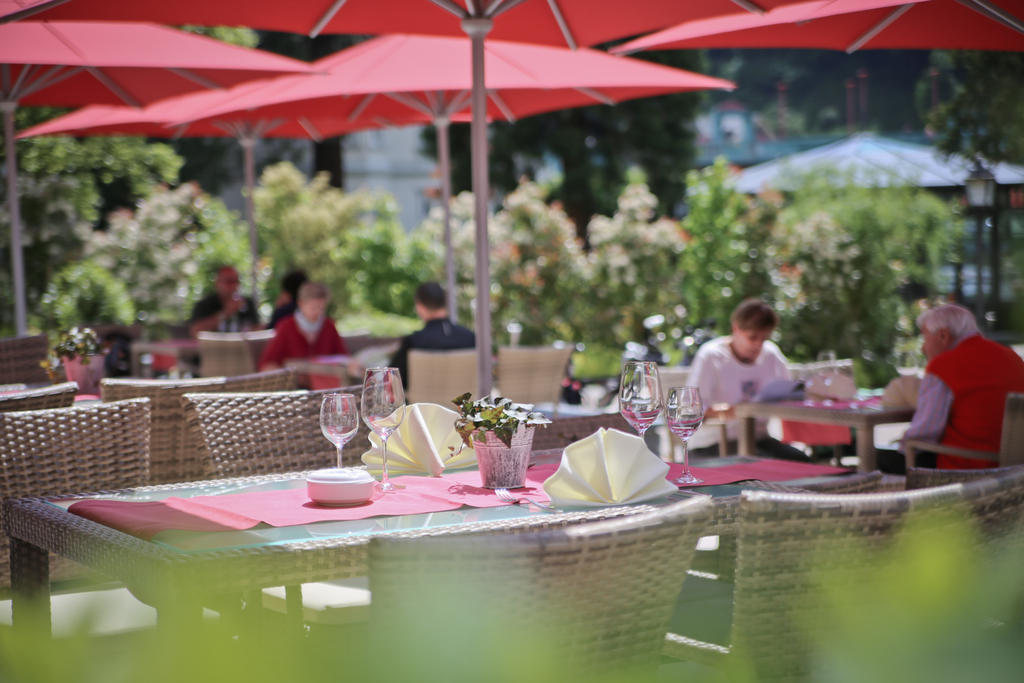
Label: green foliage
xmin=1 ymin=106 xmax=182 ymax=335
xmin=255 ymin=162 xmax=434 ymax=321
xmin=39 ymin=263 xmax=135 ymax=333
xmin=770 ymin=168 xmax=956 ymax=384
xmin=928 ymin=51 xmax=1024 ymax=164
xmin=452 ymin=393 xmax=551 ymax=448
xmin=585 ymin=182 xmax=687 ymax=345
xmin=679 ymin=157 xmax=774 ymax=334
xmin=50 ymin=326 xmax=102 ymax=361
xmin=84 ymin=183 xmax=250 ymax=326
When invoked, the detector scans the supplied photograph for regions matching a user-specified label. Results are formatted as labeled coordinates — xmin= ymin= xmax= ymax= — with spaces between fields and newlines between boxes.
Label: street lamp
xmin=965 ymin=162 xmax=996 ymax=323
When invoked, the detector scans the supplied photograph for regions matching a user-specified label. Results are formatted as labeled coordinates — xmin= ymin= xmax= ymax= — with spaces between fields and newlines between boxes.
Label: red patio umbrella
xmin=614 ymin=0 xmax=1024 ymax=54
xmin=0 ymin=21 xmax=311 ymax=336
xmin=13 ymin=0 xmax=797 ymax=395
xmin=182 ymin=34 xmax=734 ymax=321
xmin=22 ymin=35 xmax=733 ymax=324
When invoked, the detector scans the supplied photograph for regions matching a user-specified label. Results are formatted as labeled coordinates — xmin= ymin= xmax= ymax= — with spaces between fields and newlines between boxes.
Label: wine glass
xmin=320 ymin=392 xmax=359 ymax=469
xmin=666 ymin=386 xmax=704 ymax=485
xmin=361 ymin=367 xmax=407 ymax=492
xmin=618 ymin=360 xmax=664 ymax=439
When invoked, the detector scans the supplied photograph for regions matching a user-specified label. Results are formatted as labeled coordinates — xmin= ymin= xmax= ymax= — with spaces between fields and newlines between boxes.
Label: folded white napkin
xmin=361 ymin=403 xmax=476 ymax=476
xmin=542 ymin=428 xmax=676 ymax=507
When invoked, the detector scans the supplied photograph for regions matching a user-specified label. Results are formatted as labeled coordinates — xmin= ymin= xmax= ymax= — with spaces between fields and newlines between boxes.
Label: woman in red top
xmin=259 ymin=281 xmax=348 ymax=371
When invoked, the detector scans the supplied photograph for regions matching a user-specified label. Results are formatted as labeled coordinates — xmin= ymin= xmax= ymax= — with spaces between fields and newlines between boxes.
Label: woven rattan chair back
xmin=0 ymin=382 xmax=78 ymax=412
xmin=494 ymin=345 xmax=574 ymax=415
xmin=725 ymin=484 xmax=967 ymax=680
xmin=0 ymin=334 xmax=51 ymax=385
xmin=531 ymin=412 xmax=631 ymax=451
xmin=0 ymin=397 xmax=151 ymax=589
xmin=184 ymin=386 xmax=370 ymax=478
xmin=908 ymin=465 xmax=1024 ymax=545
xmin=197 ymin=330 xmax=274 ymax=377
xmin=368 ymin=495 xmax=712 ymax=681
xmin=406 ymin=348 xmax=478 ymax=405
xmin=999 ymin=393 xmax=1024 ymax=464
xmin=101 ymin=369 xmax=297 ymax=484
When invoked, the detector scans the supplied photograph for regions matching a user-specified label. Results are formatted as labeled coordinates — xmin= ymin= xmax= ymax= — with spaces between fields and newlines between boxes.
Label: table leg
xmin=10 ymin=537 xmax=51 ymax=635
xmin=738 ymin=417 xmax=756 ymax=456
xmin=855 ymin=427 xmax=876 ymax=472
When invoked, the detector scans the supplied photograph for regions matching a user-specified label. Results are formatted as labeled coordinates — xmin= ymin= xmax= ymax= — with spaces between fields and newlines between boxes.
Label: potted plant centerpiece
xmin=47 ymin=326 xmax=105 ymax=394
xmin=452 ymin=393 xmax=551 ymax=489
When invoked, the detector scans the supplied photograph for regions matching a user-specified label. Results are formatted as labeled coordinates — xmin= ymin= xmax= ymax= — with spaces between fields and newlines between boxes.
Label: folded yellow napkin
xmin=361 ymin=402 xmax=476 ymax=476
xmin=542 ymin=428 xmax=676 ymax=507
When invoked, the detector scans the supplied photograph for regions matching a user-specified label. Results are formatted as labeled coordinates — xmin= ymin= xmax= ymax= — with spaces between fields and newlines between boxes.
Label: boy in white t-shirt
xmin=688 ymin=298 xmax=808 ymax=460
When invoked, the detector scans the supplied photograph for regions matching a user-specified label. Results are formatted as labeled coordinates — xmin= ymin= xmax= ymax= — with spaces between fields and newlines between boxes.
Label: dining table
xmin=734 ymin=398 xmax=915 ymax=472
xmin=2 ymin=449 xmax=850 ymax=636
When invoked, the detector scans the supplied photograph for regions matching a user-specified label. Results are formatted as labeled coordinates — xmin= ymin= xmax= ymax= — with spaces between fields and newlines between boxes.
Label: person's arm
xmin=389 ymin=336 xmax=412 ymax=387
xmin=690 ymin=350 xmax=728 ymax=419
xmin=898 ymin=373 xmax=953 ymax=452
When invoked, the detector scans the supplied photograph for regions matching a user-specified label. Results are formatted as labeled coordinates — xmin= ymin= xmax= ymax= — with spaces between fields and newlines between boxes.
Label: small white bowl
xmin=306 ymin=468 xmax=377 ymax=506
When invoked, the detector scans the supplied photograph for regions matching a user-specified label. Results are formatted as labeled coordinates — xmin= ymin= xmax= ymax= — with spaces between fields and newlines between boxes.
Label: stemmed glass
xmin=618 ymin=360 xmax=664 ymax=439
xmin=666 ymin=386 xmax=704 ymax=485
xmin=319 ymin=392 xmax=359 ymax=469
xmin=361 ymin=367 xmax=406 ymax=492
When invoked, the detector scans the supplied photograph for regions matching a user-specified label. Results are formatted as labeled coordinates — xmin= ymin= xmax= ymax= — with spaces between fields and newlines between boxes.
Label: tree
xmin=423 ymin=49 xmax=707 ymax=239
xmin=927 ymin=51 xmax=1024 ymax=164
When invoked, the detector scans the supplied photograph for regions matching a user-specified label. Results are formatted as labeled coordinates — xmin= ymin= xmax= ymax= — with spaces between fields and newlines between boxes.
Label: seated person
xmin=267 ymin=269 xmax=308 ymax=330
xmin=879 ymin=303 xmax=1024 ymax=473
xmin=389 ymin=282 xmax=475 ymax=387
xmin=259 ymin=281 xmax=349 ymax=371
xmin=189 ymin=265 xmax=260 ymax=337
xmin=688 ymin=298 xmax=808 ymax=461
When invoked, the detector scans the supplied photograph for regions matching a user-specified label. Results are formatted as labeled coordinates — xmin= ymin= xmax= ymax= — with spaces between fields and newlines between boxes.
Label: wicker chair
xmin=406 ymin=348 xmax=478 ymax=405
xmin=0 ymin=381 xmax=79 ymax=412
xmin=197 ymin=330 xmax=276 ymax=377
xmin=367 ymin=496 xmax=713 ymax=681
xmin=183 ymin=386 xmax=371 ymax=478
xmin=101 ymin=368 xmax=297 ymax=484
xmin=494 ymin=344 xmax=574 ymax=416
xmin=0 ymin=398 xmax=151 ymax=589
xmin=907 ymin=464 xmax=1024 ymax=544
xmin=0 ymin=334 xmax=51 ymax=386
xmin=664 ymin=483 xmax=973 ymax=680
xmin=906 ymin=392 xmax=1024 ymax=468
xmin=531 ymin=412 xmax=631 ymax=451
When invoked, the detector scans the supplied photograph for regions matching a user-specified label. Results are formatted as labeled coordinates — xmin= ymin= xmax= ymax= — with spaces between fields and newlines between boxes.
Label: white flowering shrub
xmin=86 ymin=182 xmax=249 ymax=325
xmin=256 ymin=162 xmax=435 ymax=318
xmin=586 ymin=182 xmax=687 ymax=345
xmin=772 ymin=168 xmax=956 ymax=384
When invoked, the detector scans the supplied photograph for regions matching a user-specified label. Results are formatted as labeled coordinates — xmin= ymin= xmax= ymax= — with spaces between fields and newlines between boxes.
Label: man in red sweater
xmin=900 ymin=303 xmax=1024 ymax=469
xmin=260 ymin=281 xmax=348 ymax=372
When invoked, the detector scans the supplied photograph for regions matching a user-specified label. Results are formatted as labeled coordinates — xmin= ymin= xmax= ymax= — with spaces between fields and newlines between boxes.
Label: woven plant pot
xmin=474 ymin=424 xmax=535 ymax=489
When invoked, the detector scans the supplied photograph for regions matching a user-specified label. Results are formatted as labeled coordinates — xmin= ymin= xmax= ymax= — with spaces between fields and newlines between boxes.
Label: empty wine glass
xmin=667 ymin=386 xmax=704 ymax=484
xmin=618 ymin=360 xmax=664 ymax=439
xmin=361 ymin=367 xmax=406 ymax=492
xmin=320 ymin=392 xmax=359 ymax=469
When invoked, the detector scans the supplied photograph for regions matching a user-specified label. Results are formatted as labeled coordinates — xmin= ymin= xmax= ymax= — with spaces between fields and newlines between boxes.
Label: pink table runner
xmin=68 ymin=459 xmax=849 ymax=540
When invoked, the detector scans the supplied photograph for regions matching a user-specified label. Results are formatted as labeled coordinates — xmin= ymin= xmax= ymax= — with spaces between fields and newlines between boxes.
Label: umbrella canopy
xmin=8 ymin=0 xmax=820 ymax=47
xmin=1 ymin=21 xmax=312 ymax=336
xmin=614 ymin=0 xmax=1024 ymax=53
xmin=731 ymin=132 xmax=1024 ymax=193
xmin=12 ymin=0 xmax=798 ymax=396
xmin=183 ymin=34 xmax=733 ymax=321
